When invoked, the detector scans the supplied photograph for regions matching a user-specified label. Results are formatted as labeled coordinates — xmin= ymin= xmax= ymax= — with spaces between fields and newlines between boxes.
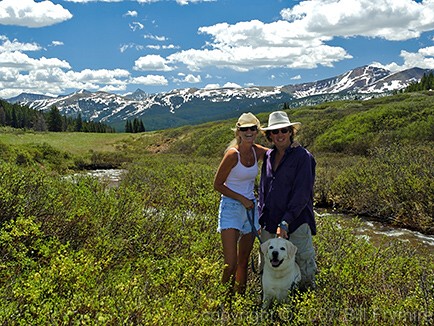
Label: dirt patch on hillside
xmin=147 ymin=137 xmax=173 ymax=153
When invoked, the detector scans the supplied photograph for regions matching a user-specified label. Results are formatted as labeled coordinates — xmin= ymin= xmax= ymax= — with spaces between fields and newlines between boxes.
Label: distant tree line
xmin=281 ymin=102 xmax=291 ymax=110
xmin=400 ymin=71 xmax=434 ymax=93
xmin=125 ymin=118 xmax=145 ymax=133
xmin=0 ymin=100 xmax=115 ymax=133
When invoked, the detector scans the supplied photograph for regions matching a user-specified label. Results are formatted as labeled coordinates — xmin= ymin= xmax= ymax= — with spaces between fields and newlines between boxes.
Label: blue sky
xmin=1 ymin=0 xmax=434 ymax=99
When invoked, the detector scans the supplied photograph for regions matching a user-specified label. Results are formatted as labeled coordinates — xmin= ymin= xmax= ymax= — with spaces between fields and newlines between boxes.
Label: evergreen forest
xmin=0 ymin=101 xmax=115 ymax=133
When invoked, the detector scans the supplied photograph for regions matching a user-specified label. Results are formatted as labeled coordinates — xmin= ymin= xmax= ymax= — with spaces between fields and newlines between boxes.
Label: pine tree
xmin=0 ymin=106 xmax=5 ymax=126
xmin=133 ymin=118 xmax=139 ymax=133
xmin=75 ymin=113 xmax=83 ymax=132
xmin=404 ymin=71 xmax=434 ymax=92
xmin=282 ymin=102 xmax=290 ymax=110
xmin=47 ymin=106 xmax=63 ymax=132
xmin=125 ymin=120 xmax=133 ymax=133
xmin=11 ymin=108 xmax=18 ymax=128
xmin=33 ymin=113 xmax=47 ymax=131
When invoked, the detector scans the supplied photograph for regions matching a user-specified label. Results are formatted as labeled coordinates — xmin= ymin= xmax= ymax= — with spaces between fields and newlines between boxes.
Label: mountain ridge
xmin=6 ymin=65 xmax=430 ymax=131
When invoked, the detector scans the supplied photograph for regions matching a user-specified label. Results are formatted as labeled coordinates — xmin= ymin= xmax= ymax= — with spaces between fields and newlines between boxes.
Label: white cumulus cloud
xmin=0 ymin=0 xmax=72 ymax=28
xmin=134 ymin=54 xmax=174 ymax=72
xmin=130 ymin=75 xmax=168 ymax=85
xmin=167 ymin=0 xmax=434 ymax=73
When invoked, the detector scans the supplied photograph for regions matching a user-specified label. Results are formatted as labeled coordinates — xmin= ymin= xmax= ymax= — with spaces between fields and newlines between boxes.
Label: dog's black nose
xmin=272 ymin=251 xmax=278 ymax=258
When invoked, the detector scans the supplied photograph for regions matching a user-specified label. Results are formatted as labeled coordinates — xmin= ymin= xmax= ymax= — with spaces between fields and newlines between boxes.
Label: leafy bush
xmin=308 ymin=215 xmax=434 ymax=325
xmin=0 ymin=141 xmax=74 ymax=171
xmin=329 ymin=143 xmax=434 ymax=232
xmin=123 ymin=154 xmax=219 ymax=214
xmin=1 ymin=158 xmax=433 ymax=325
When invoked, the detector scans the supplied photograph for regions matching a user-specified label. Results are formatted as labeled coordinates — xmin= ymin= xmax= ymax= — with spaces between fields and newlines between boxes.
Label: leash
xmin=246 ymin=208 xmax=262 ymax=245
xmin=246 ymin=207 xmax=262 ymax=275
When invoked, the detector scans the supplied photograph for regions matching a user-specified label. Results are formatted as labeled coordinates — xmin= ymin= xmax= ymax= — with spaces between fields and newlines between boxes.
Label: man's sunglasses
xmin=271 ymin=128 xmax=290 ymax=135
xmin=238 ymin=126 xmax=258 ymax=132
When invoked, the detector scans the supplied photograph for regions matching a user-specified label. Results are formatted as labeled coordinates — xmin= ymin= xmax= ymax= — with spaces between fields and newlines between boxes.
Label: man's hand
xmin=278 ymin=221 xmax=289 ymax=239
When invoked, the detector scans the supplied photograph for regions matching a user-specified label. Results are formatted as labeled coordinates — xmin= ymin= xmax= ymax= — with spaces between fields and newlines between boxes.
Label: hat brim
xmin=231 ymin=123 xmax=259 ymax=131
xmin=261 ymin=122 xmax=301 ymax=131
xmin=237 ymin=123 xmax=257 ymax=127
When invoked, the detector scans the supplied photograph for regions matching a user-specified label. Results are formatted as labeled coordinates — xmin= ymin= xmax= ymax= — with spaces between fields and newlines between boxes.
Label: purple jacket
xmin=258 ymin=145 xmax=316 ymax=235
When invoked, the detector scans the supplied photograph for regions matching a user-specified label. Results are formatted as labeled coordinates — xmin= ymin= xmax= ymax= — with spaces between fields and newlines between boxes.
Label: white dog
xmin=261 ymin=238 xmax=301 ymax=309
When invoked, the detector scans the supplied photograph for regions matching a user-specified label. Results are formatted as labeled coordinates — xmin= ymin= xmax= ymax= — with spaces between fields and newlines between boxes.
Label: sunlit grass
xmin=0 ymin=129 xmax=134 ymax=155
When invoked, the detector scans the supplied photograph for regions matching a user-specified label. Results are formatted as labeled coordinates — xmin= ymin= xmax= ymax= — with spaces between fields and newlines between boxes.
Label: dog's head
xmin=261 ymin=238 xmax=298 ymax=269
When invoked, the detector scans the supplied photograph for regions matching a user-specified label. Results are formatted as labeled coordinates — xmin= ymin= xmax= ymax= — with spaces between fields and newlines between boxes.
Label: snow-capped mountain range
xmin=6 ymin=65 xmax=430 ymax=131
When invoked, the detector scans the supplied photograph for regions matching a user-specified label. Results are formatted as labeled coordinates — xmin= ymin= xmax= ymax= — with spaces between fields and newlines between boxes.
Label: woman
xmin=214 ymin=112 xmax=268 ymax=295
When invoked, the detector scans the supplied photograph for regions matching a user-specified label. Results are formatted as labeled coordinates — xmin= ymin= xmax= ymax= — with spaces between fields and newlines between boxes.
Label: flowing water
xmin=70 ymin=169 xmax=126 ymax=188
xmin=354 ymin=217 xmax=434 ymax=253
xmin=316 ymin=211 xmax=434 ymax=254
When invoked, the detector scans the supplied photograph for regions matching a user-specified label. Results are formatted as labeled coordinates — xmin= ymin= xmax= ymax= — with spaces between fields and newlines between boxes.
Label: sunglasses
xmin=271 ymin=128 xmax=290 ymax=135
xmin=238 ymin=125 xmax=258 ymax=132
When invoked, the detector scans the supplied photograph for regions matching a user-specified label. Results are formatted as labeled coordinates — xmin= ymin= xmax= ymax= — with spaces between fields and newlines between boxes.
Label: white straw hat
xmin=261 ymin=111 xmax=301 ymax=131
xmin=231 ymin=112 xmax=260 ymax=130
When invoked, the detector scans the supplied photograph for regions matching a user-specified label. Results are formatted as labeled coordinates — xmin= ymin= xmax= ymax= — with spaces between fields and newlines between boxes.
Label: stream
xmin=316 ymin=211 xmax=434 ymax=254
xmin=83 ymin=169 xmax=434 ymax=254
xmin=71 ymin=168 xmax=126 ymax=188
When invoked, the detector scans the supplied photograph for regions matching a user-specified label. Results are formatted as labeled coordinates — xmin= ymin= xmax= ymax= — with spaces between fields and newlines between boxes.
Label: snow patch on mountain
xmin=6 ymin=65 xmax=431 ymax=131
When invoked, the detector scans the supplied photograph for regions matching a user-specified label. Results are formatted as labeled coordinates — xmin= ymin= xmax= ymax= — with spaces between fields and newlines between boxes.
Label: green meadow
xmin=0 ymin=92 xmax=433 ymax=324
xmin=0 ymin=129 xmax=128 ymax=154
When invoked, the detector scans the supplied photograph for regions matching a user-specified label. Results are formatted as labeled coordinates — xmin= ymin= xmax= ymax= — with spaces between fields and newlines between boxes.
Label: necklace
xmin=240 ymin=149 xmax=254 ymax=166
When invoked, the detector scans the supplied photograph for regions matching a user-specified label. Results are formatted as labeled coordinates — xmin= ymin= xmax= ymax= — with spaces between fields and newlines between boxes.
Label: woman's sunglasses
xmin=271 ymin=128 xmax=289 ymax=135
xmin=238 ymin=126 xmax=258 ymax=132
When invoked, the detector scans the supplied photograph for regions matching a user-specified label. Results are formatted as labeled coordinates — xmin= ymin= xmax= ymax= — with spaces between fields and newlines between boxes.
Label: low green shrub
xmin=0 ymin=141 xmax=74 ymax=171
xmin=329 ymin=143 xmax=434 ymax=233
xmin=1 ymin=159 xmax=433 ymax=325
xmin=123 ymin=154 xmax=220 ymax=215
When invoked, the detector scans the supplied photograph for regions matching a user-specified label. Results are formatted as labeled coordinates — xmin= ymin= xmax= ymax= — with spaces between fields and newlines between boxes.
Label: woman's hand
xmin=241 ymin=197 xmax=255 ymax=210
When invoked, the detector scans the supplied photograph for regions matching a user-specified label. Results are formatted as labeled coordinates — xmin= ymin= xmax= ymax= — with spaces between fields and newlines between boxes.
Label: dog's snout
xmin=272 ymin=250 xmax=279 ymax=258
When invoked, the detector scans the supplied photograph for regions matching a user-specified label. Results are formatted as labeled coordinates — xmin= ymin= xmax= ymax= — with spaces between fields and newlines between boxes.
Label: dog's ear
xmin=285 ymin=240 xmax=298 ymax=258
xmin=261 ymin=240 xmax=270 ymax=255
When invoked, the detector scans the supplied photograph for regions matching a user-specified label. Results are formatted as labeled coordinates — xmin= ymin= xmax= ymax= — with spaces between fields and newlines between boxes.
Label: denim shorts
xmin=217 ymin=196 xmax=260 ymax=234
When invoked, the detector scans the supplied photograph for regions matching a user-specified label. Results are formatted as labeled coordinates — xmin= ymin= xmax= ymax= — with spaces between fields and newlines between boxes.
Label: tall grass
xmin=0 ymin=128 xmax=138 ymax=170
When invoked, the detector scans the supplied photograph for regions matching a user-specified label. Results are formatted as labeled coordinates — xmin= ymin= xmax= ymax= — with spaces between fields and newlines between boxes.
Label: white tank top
xmin=224 ymin=147 xmax=258 ymax=200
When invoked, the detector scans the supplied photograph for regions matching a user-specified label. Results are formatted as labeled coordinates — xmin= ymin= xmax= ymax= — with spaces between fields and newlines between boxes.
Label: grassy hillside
xmin=0 ymin=92 xmax=433 ymax=324
xmin=120 ymin=91 xmax=434 ymax=157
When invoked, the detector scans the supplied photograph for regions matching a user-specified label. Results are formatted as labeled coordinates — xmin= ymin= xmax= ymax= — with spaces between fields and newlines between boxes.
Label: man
xmin=258 ymin=111 xmax=317 ymax=291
